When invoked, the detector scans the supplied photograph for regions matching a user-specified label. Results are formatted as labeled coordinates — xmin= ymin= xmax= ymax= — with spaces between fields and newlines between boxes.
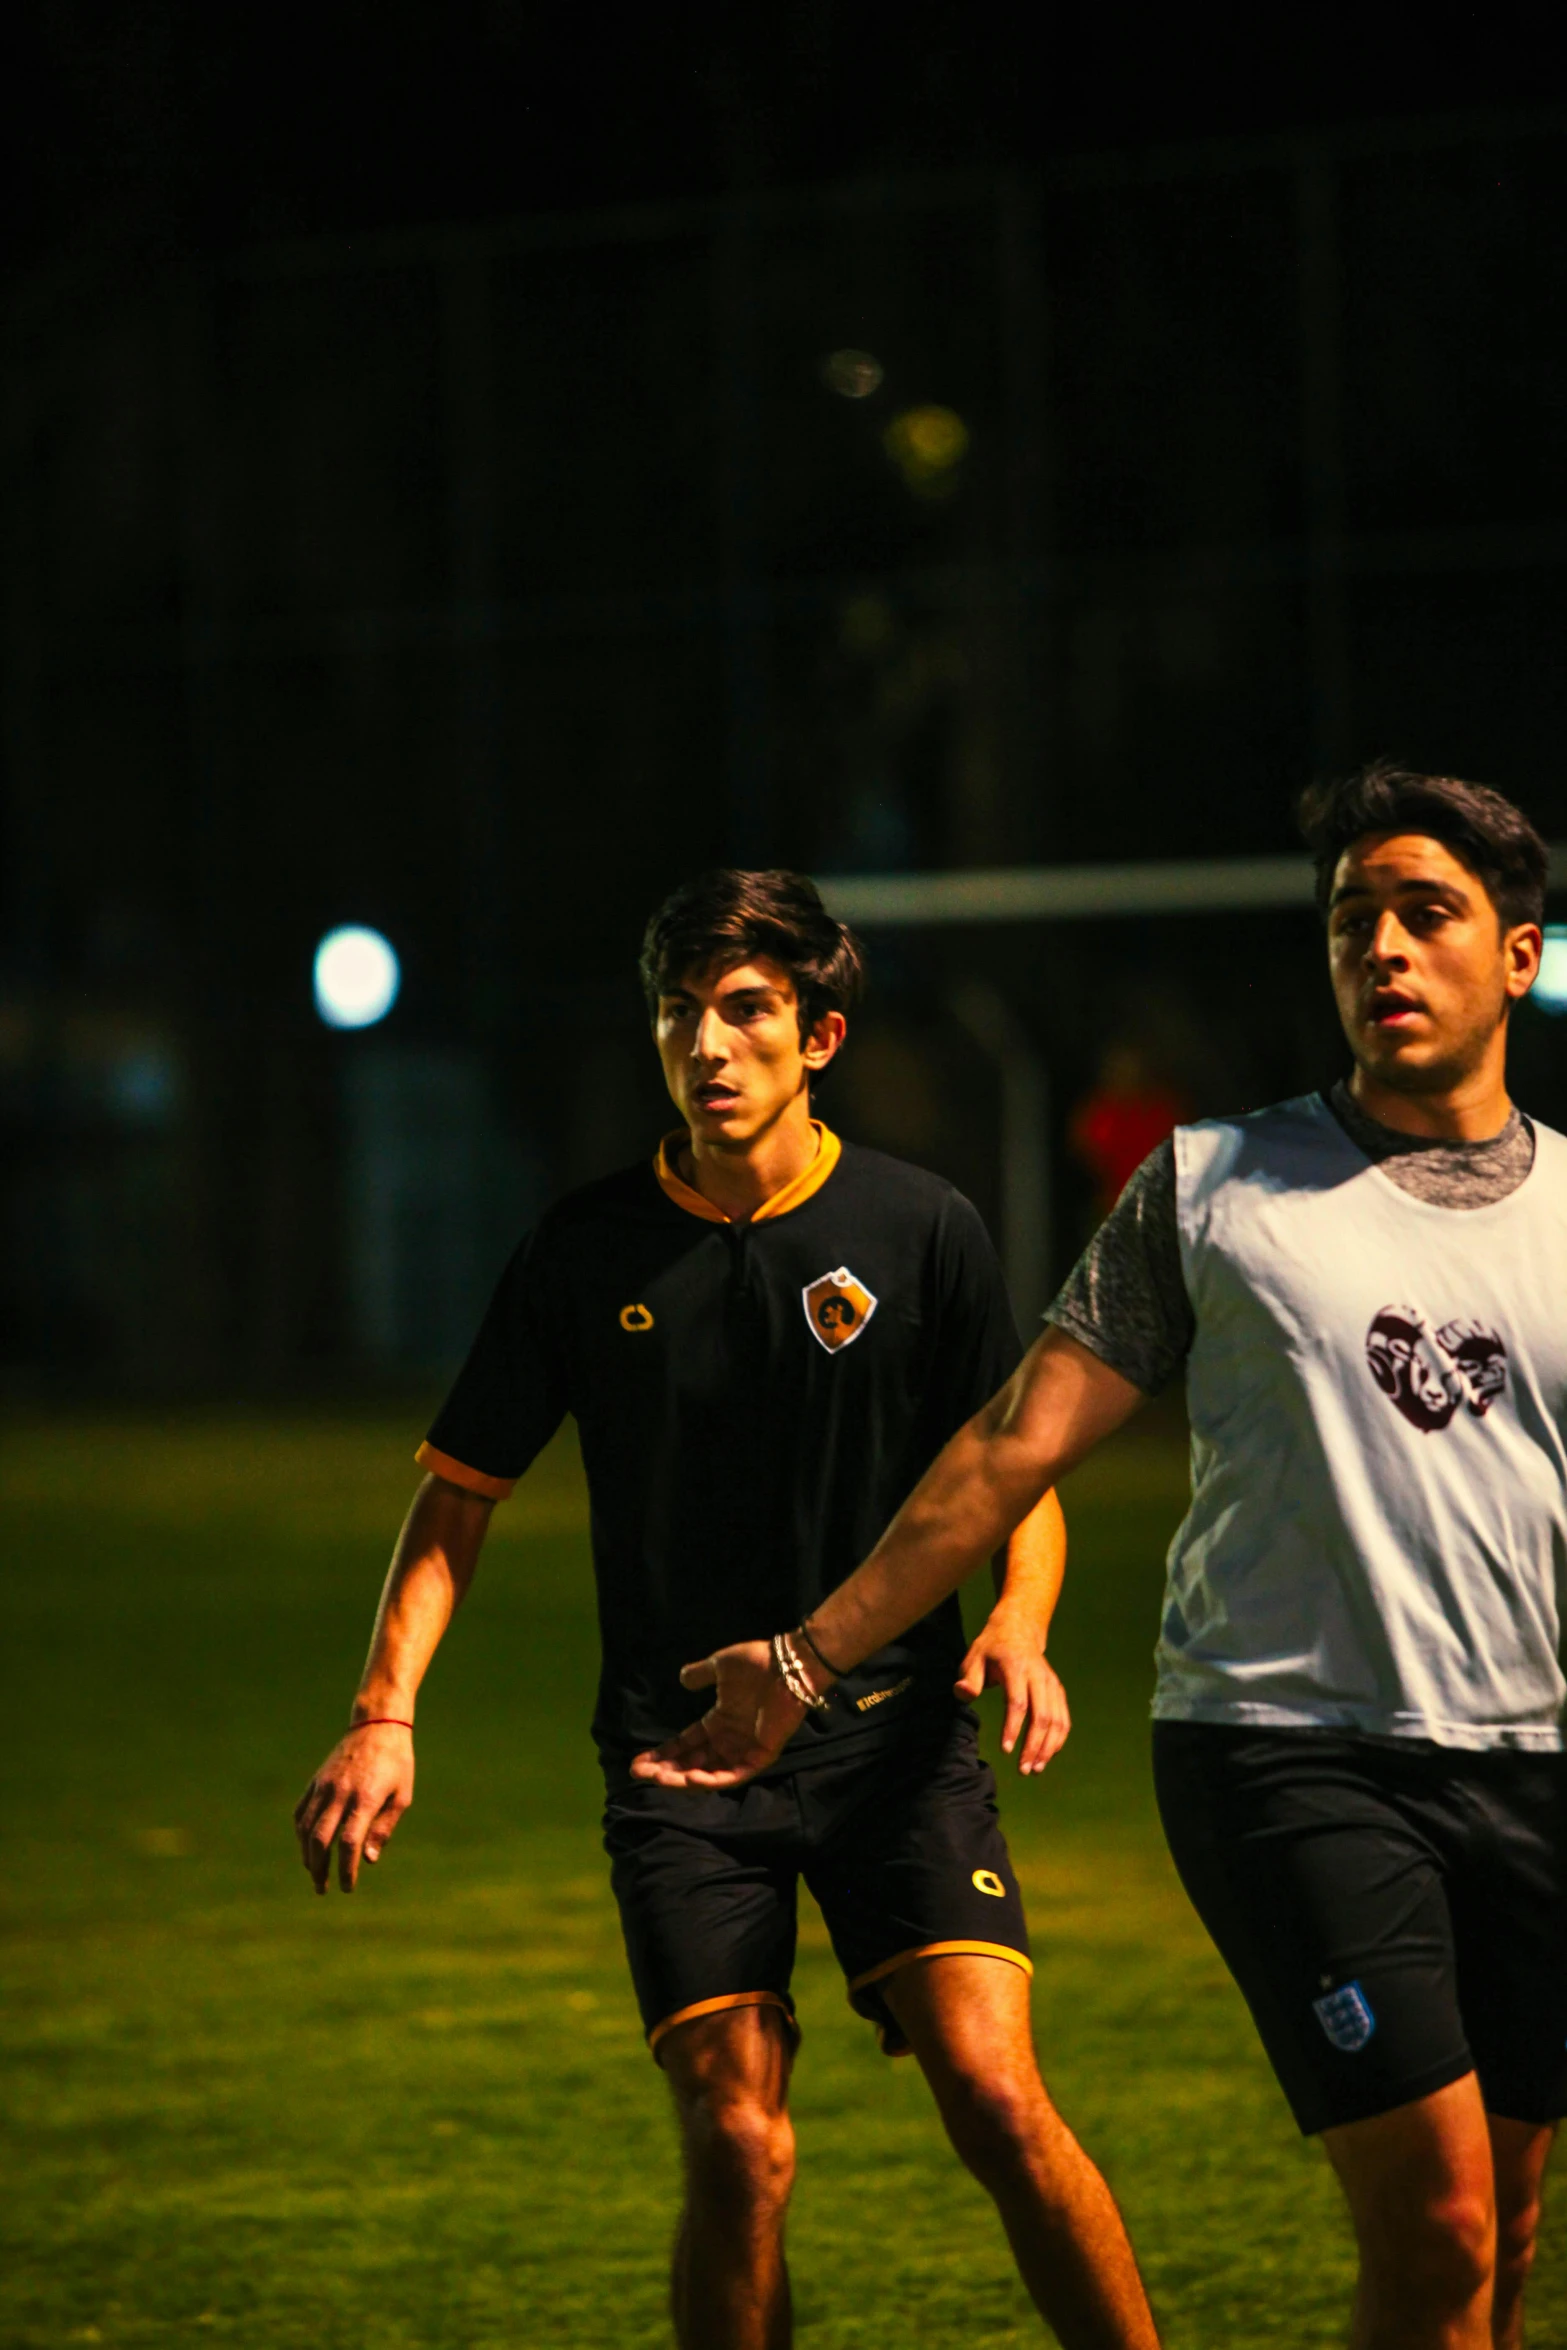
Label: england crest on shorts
xmin=802 ymin=1266 xmax=878 ymax=1354
xmin=1313 ymin=1980 xmax=1376 ymax=2053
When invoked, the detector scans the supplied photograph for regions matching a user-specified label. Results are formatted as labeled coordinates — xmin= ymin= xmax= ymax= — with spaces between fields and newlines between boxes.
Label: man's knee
xmin=1363 ymin=2186 xmax=1494 ymax=2315
xmin=663 ymin=2006 xmax=796 ymax=2214
xmin=938 ymin=2068 xmax=1057 ymax=2190
xmin=1495 ymin=2187 xmax=1543 ymax=2290
xmin=1330 ymin=2080 xmax=1502 ymax=2321
xmin=679 ymin=2087 xmax=796 ymax=2212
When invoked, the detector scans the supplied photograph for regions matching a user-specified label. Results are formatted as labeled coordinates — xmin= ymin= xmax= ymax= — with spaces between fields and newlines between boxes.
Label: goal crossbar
xmin=820 ymin=848 xmax=1567 ymax=928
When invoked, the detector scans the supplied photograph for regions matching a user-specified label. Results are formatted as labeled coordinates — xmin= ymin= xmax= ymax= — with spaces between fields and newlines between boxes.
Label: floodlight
xmin=821 ymin=349 xmax=884 ymax=398
xmin=883 ymin=405 xmax=969 ymax=495
xmin=1533 ymin=925 xmax=1567 ymax=1015
xmin=314 ymin=926 xmax=400 ymax=1029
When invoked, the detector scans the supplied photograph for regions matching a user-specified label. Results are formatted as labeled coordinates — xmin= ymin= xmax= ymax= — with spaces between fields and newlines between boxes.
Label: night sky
xmin=5 ymin=3 xmax=1557 ymax=278
xmin=5 ymin=3 xmax=1566 ymax=1385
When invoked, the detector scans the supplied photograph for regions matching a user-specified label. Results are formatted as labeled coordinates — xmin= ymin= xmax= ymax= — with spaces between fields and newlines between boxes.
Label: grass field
xmin=4 ymin=1413 xmax=1565 ymax=2349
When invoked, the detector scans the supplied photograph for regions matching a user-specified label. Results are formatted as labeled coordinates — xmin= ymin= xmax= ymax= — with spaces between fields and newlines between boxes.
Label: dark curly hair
xmin=639 ymin=869 xmax=866 ymax=1037
xmin=1298 ymin=761 xmax=1549 ymax=930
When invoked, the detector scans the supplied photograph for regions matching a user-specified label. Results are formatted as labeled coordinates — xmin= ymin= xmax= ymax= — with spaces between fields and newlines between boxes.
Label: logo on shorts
xmin=1313 ymin=1979 xmax=1377 ymax=2052
xmin=802 ymin=1267 xmax=878 ymax=1354
xmin=619 ymin=1303 xmax=655 ymax=1332
xmin=971 ymin=1869 xmax=1006 ymax=1899
xmin=1366 ymin=1304 xmax=1507 ymax=1433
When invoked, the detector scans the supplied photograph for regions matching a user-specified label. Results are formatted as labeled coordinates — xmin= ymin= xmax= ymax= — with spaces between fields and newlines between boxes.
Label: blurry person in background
xmin=646 ymin=769 xmax=1566 ymax=2350
xmin=1069 ymin=1041 xmax=1189 ymax=1225
xmin=294 ymin=870 xmax=1161 ymax=2350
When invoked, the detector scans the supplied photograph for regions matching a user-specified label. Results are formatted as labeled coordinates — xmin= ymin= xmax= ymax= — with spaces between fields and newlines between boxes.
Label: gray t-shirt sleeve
xmin=1045 ymin=1137 xmax=1194 ymax=1395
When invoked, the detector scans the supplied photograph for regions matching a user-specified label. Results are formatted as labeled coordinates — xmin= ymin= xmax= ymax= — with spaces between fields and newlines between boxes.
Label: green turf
xmin=2 ymin=1413 xmax=1563 ymax=2347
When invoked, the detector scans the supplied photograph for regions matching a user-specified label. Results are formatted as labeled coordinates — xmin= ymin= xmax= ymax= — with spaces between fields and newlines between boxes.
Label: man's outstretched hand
xmin=630 ymin=1640 xmax=808 ymax=1788
xmin=294 ymin=1723 xmax=415 ymax=1892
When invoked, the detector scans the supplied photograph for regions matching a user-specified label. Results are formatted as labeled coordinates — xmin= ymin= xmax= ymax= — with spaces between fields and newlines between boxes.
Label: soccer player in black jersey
xmin=294 ymin=870 xmax=1160 ymax=2350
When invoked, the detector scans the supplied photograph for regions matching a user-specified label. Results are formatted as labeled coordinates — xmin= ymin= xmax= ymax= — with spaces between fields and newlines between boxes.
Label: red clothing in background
xmin=1070 ymin=1085 xmax=1188 ymax=1214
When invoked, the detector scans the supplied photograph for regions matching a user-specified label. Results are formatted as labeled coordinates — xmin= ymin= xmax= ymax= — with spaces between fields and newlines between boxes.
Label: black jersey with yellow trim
xmin=420 ymin=1126 xmax=1022 ymax=1775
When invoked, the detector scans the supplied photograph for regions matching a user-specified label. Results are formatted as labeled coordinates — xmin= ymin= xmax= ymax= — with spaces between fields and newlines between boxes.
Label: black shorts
xmin=603 ymin=1711 xmax=1031 ymax=2060
xmin=1154 ymin=1721 xmax=1567 ymax=2136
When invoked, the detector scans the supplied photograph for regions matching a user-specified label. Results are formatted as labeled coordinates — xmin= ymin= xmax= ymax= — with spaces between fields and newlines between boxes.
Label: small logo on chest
xmin=1365 ymin=1303 xmax=1507 ymax=1433
xmin=802 ymin=1266 xmax=878 ymax=1353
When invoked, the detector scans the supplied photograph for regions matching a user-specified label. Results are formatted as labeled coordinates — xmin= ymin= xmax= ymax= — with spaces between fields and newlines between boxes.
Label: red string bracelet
xmin=350 ymin=1717 xmax=414 ymax=1730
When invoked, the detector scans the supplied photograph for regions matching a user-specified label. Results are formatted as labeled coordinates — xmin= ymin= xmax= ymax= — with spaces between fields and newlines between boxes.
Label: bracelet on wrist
xmin=350 ymin=1716 xmax=414 ymax=1731
xmin=770 ymin=1630 xmax=832 ymax=1713
xmin=796 ymin=1619 xmax=851 ymax=1681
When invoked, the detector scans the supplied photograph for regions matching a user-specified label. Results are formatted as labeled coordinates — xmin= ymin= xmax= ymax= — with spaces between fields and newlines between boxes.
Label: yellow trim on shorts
xmin=847 ymin=1939 xmax=1034 ymax=1997
xmin=647 ymin=1990 xmax=800 ymax=2059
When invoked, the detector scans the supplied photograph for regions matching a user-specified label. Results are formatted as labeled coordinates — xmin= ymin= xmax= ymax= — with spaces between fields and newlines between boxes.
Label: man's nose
xmin=1365 ymin=911 xmax=1410 ymax=967
xmin=691 ymin=1008 xmax=730 ymax=1063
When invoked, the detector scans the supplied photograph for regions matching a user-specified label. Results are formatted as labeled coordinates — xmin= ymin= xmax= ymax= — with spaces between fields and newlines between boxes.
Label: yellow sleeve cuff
xmin=415 ymin=1442 xmax=515 ymax=1502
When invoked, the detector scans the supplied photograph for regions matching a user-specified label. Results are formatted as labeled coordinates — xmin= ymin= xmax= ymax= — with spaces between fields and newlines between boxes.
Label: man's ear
xmin=1506 ymin=923 xmax=1544 ymax=1003
xmin=802 ymin=1010 xmax=847 ymax=1070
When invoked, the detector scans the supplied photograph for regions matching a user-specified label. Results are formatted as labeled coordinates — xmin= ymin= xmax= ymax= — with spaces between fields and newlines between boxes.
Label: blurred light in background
xmin=821 ymin=348 xmax=884 ymax=398
xmin=883 ymin=404 xmax=968 ymax=495
xmin=1534 ymin=925 xmax=1567 ymax=1014
xmin=837 ymin=590 xmax=898 ymax=655
xmin=104 ymin=1040 xmax=181 ymax=1124
xmin=313 ymin=926 xmax=401 ymax=1029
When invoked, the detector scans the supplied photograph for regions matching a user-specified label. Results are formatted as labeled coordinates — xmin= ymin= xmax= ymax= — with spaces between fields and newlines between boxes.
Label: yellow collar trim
xmin=654 ymin=1122 xmax=842 ymax=1225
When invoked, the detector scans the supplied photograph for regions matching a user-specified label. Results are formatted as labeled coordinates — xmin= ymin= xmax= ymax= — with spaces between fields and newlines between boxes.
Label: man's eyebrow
xmin=660 ymin=982 xmax=783 ymax=1007
xmin=1329 ymin=874 xmax=1471 ymax=910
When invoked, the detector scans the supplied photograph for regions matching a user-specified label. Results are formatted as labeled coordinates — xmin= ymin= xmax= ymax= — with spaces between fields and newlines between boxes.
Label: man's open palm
xmin=630 ymin=1640 xmax=807 ymax=1788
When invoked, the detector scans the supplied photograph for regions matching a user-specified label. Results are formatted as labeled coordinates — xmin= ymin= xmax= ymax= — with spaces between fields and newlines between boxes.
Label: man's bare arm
xmin=955 ymin=1485 xmax=1071 ymax=1776
xmin=632 ymin=1331 xmax=1144 ymax=1788
xmin=811 ymin=1334 xmax=1140 ymax=1672
xmin=293 ymin=1473 xmax=495 ymax=1891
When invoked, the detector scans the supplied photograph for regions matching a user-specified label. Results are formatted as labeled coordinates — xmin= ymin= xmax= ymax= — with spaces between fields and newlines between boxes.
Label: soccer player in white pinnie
xmin=295 ymin=870 xmax=1161 ymax=2350
xmin=643 ymin=769 xmax=1566 ymax=2350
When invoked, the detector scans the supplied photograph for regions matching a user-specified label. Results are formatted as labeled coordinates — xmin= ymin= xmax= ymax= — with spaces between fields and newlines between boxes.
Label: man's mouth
xmin=692 ymin=1083 xmax=741 ymax=1112
xmin=1366 ymin=991 xmax=1424 ymax=1029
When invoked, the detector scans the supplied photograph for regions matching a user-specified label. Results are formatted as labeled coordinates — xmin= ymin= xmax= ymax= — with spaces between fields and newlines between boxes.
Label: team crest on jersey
xmin=1366 ymin=1304 xmax=1507 ymax=1433
xmin=1313 ymin=1980 xmax=1376 ymax=2053
xmin=802 ymin=1266 xmax=878 ymax=1353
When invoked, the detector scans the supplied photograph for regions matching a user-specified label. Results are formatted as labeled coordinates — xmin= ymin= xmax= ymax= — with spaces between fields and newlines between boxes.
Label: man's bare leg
xmin=1324 ymin=2074 xmax=1499 ymax=2349
xmin=660 ymin=2004 xmax=797 ymax=2350
xmin=1487 ymin=2113 xmax=1555 ymax=2350
xmin=881 ymin=1955 xmax=1160 ymax=2349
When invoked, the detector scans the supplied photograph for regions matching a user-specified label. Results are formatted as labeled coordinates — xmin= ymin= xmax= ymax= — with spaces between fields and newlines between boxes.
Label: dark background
xmin=4 ymin=4 xmax=1566 ymax=1394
